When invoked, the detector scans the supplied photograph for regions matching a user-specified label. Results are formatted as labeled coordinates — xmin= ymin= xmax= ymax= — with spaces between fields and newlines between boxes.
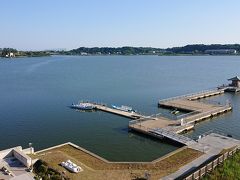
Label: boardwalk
xmin=88 ymin=103 xmax=144 ymax=119
xmin=183 ymin=105 xmax=231 ymax=124
xmin=162 ymin=133 xmax=240 ymax=180
xmin=129 ymin=88 xmax=232 ymax=145
xmin=187 ymin=89 xmax=224 ymax=100
xmin=80 ymin=88 xmax=231 ymax=145
xmin=158 ymin=89 xmax=224 ymax=104
xmin=149 ymin=128 xmax=196 ymax=146
xmin=158 ymin=88 xmax=232 ymax=125
xmin=159 ymin=98 xmax=221 ymax=112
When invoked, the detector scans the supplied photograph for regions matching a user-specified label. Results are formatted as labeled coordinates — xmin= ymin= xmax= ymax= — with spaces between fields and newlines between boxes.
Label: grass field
xmin=32 ymin=144 xmax=203 ymax=180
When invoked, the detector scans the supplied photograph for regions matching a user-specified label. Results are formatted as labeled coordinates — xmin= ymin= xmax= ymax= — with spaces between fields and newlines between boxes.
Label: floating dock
xmin=77 ymin=88 xmax=232 ymax=145
xmin=187 ymin=89 xmax=225 ymax=100
xmin=129 ymin=88 xmax=232 ymax=145
xmin=224 ymin=87 xmax=240 ymax=92
xmin=87 ymin=103 xmax=144 ymax=119
xmin=76 ymin=79 xmax=236 ymax=146
xmin=129 ymin=123 xmax=196 ymax=146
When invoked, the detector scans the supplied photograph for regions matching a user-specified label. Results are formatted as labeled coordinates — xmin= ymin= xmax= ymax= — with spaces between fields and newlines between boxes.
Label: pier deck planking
xmin=84 ymin=88 xmax=232 ymax=145
xmin=89 ymin=103 xmax=144 ymax=119
xmin=129 ymin=88 xmax=232 ymax=145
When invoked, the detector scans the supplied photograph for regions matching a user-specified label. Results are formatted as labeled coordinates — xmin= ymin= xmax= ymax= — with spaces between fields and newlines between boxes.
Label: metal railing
xmin=129 ymin=116 xmax=156 ymax=125
xmin=129 ymin=102 xmax=231 ymax=126
xmin=129 ymin=112 xmax=163 ymax=125
xmin=196 ymin=129 xmax=232 ymax=140
xmin=182 ymin=103 xmax=232 ymax=124
xmin=149 ymin=128 xmax=195 ymax=145
xmin=184 ymin=147 xmax=239 ymax=180
xmin=158 ymin=88 xmax=219 ymax=103
xmin=176 ymin=111 xmax=199 ymax=120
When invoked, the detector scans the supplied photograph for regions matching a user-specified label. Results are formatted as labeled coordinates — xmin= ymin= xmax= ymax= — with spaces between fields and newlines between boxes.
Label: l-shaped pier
xmin=84 ymin=88 xmax=232 ymax=146
xmin=129 ymin=87 xmax=232 ymax=145
xmin=78 ymin=77 xmax=239 ymax=146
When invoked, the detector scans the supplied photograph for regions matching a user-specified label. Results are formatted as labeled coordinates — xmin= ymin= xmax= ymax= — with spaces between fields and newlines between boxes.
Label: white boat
xmin=112 ymin=105 xmax=135 ymax=112
xmin=61 ymin=160 xmax=82 ymax=173
xmin=70 ymin=102 xmax=95 ymax=110
xmin=171 ymin=110 xmax=180 ymax=115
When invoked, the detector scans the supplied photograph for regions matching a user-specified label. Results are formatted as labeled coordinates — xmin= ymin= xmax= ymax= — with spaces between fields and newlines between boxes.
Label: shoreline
xmin=2 ymin=54 xmax=240 ymax=59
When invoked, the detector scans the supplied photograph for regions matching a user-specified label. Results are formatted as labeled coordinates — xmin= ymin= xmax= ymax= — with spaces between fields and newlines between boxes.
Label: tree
xmin=1 ymin=48 xmax=17 ymax=57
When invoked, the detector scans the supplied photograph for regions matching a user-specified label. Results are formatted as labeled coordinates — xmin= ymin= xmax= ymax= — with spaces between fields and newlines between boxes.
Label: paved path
xmin=162 ymin=133 xmax=240 ymax=180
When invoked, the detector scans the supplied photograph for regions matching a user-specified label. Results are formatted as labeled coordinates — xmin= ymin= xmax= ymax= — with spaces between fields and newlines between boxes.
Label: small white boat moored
xmin=112 ymin=105 xmax=135 ymax=112
xmin=61 ymin=160 xmax=82 ymax=173
xmin=171 ymin=109 xmax=180 ymax=115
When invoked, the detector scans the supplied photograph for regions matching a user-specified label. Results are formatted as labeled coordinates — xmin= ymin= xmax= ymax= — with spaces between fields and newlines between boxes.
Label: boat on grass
xmin=61 ymin=160 xmax=82 ymax=173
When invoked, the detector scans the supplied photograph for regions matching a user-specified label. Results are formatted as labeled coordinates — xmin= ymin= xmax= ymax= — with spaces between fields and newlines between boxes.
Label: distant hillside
xmin=166 ymin=44 xmax=240 ymax=54
xmin=2 ymin=44 xmax=240 ymax=57
xmin=68 ymin=47 xmax=164 ymax=55
xmin=0 ymin=48 xmax=51 ymax=57
xmin=66 ymin=44 xmax=240 ymax=55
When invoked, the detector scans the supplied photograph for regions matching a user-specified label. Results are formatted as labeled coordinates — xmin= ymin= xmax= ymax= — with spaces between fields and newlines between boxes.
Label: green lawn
xmin=32 ymin=145 xmax=203 ymax=180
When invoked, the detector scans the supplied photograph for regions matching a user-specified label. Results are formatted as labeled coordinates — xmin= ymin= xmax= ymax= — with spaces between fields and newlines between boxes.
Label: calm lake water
xmin=0 ymin=55 xmax=240 ymax=161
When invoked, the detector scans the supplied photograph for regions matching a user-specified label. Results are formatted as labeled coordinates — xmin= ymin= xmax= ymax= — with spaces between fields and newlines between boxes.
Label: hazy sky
xmin=1 ymin=0 xmax=240 ymax=50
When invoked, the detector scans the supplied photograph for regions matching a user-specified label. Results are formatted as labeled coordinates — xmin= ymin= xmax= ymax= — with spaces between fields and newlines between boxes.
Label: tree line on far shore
xmin=66 ymin=44 xmax=240 ymax=55
xmin=0 ymin=48 xmax=50 ymax=57
xmin=1 ymin=44 xmax=240 ymax=57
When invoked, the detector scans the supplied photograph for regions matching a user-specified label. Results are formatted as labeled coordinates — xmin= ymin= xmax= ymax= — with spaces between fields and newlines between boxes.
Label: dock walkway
xmin=88 ymin=103 xmax=144 ymax=119
xmin=158 ymin=89 xmax=224 ymax=104
xmin=149 ymin=128 xmax=196 ymax=146
xmin=129 ymin=88 xmax=232 ymax=145
xmin=183 ymin=104 xmax=232 ymax=124
xmin=162 ymin=133 xmax=240 ymax=180
xmin=79 ymin=87 xmax=232 ymax=146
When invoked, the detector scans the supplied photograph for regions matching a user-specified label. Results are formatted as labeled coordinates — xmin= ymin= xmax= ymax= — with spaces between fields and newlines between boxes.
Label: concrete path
xmin=162 ymin=133 xmax=240 ymax=180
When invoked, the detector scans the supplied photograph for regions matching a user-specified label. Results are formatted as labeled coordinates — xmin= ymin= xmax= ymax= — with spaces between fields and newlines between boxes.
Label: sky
xmin=1 ymin=0 xmax=240 ymax=50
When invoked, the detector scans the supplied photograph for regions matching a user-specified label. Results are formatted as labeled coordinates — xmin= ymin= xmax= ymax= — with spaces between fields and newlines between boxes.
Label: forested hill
xmin=2 ymin=44 xmax=240 ymax=57
xmin=69 ymin=47 xmax=164 ymax=55
xmin=67 ymin=44 xmax=240 ymax=55
xmin=167 ymin=44 xmax=240 ymax=54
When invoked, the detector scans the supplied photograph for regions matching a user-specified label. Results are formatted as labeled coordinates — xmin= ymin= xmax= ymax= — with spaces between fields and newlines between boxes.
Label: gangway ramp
xmin=149 ymin=128 xmax=196 ymax=146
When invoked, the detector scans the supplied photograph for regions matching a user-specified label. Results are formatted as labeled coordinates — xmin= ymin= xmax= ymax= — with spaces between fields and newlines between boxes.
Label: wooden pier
xmin=158 ymin=89 xmax=224 ymax=105
xmin=158 ymin=88 xmax=232 ymax=124
xmin=187 ymin=89 xmax=224 ymax=100
xmin=88 ymin=103 xmax=144 ymax=119
xmin=159 ymin=98 xmax=222 ymax=112
xmin=225 ymin=87 xmax=240 ymax=92
xmin=183 ymin=105 xmax=232 ymax=124
xmin=149 ymin=128 xmax=196 ymax=146
xmin=129 ymin=88 xmax=232 ymax=145
xmin=80 ymin=83 xmax=235 ymax=146
xmin=129 ymin=123 xmax=196 ymax=146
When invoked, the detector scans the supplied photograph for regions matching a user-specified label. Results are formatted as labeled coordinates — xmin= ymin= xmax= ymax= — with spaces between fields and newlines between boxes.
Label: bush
xmin=204 ymin=151 xmax=240 ymax=180
xmin=51 ymin=174 xmax=62 ymax=180
xmin=38 ymin=164 xmax=48 ymax=174
xmin=33 ymin=159 xmax=68 ymax=180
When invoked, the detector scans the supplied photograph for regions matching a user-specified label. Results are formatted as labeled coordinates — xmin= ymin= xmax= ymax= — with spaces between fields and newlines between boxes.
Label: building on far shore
xmin=5 ymin=52 xmax=15 ymax=58
xmin=205 ymin=49 xmax=237 ymax=55
xmin=80 ymin=52 xmax=88 ymax=56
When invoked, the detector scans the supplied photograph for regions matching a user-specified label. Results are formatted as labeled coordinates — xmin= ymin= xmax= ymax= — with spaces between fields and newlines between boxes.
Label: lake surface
xmin=0 ymin=55 xmax=240 ymax=161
